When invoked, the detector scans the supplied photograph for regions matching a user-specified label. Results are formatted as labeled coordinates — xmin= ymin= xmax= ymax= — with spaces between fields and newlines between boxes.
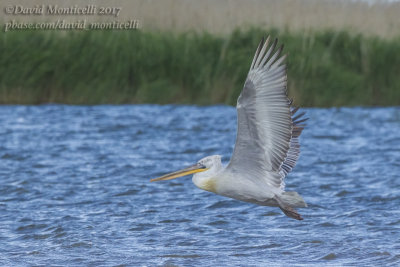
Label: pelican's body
xmin=192 ymin=155 xmax=306 ymax=210
xmin=151 ymin=37 xmax=307 ymax=220
xmin=193 ymin=165 xmax=278 ymax=207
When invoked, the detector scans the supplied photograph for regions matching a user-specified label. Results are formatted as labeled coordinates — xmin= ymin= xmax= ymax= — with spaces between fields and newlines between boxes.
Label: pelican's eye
xmin=198 ymin=163 xmax=207 ymax=169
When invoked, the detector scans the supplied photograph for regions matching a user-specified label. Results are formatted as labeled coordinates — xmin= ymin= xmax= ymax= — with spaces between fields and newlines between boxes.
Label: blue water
xmin=1 ymin=105 xmax=400 ymax=266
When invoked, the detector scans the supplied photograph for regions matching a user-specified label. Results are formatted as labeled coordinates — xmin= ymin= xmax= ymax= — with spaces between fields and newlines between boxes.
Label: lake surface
xmin=0 ymin=105 xmax=399 ymax=266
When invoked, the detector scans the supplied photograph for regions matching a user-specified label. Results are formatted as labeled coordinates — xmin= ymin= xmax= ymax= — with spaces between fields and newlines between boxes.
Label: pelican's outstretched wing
xmin=226 ymin=37 xmax=307 ymax=191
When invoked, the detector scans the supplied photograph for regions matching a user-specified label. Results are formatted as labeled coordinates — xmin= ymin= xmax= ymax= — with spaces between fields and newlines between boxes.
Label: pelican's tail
xmin=275 ymin=192 xmax=307 ymax=221
xmin=281 ymin=191 xmax=307 ymax=208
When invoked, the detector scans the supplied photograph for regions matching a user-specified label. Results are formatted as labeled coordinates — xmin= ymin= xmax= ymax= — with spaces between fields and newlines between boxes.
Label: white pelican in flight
xmin=151 ymin=37 xmax=308 ymax=220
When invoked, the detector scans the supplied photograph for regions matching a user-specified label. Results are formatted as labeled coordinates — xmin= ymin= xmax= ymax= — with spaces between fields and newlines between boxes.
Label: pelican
xmin=151 ymin=37 xmax=308 ymax=220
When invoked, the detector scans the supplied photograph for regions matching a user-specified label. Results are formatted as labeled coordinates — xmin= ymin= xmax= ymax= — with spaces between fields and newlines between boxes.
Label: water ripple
xmin=0 ymin=105 xmax=399 ymax=266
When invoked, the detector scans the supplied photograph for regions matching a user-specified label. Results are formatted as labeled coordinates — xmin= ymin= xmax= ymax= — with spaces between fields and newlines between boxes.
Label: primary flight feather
xmin=151 ymin=36 xmax=307 ymax=220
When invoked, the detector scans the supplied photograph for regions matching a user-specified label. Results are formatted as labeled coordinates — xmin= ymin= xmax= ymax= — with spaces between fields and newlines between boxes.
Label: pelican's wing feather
xmin=226 ymin=37 xmax=307 ymax=190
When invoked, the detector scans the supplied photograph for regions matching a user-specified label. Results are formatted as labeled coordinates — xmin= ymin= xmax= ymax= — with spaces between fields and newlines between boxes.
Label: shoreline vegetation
xmin=1 ymin=28 xmax=400 ymax=107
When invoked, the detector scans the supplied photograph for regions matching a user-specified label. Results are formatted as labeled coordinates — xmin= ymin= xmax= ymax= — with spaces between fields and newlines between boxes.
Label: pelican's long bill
xmin=150 ymin=163 xmax=208 ymax=182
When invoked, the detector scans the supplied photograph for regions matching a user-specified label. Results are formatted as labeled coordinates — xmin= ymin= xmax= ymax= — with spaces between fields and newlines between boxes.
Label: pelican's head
xmin=150 ymin=155 xmax=222 ymax=183
xmin=195 ymin=155 xmax=222 ymax=176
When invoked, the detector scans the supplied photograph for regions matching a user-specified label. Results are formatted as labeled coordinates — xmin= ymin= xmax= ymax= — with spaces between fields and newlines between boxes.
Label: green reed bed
xmin=1 ymin=28 xmax=399 ymax=106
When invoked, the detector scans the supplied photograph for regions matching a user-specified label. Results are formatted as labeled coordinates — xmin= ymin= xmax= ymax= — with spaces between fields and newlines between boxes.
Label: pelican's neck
xmin=193 ymin=175 xmax=217 ymax=193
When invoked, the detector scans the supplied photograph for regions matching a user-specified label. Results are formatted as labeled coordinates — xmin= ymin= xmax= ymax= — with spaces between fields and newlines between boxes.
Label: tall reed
xmin=1 ymin=29 xmax=399 ymax=106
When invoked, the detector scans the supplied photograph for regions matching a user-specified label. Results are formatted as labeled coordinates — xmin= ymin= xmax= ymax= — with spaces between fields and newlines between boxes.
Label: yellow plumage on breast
xmin=199 ymin=177 xmax=217 ymax=193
